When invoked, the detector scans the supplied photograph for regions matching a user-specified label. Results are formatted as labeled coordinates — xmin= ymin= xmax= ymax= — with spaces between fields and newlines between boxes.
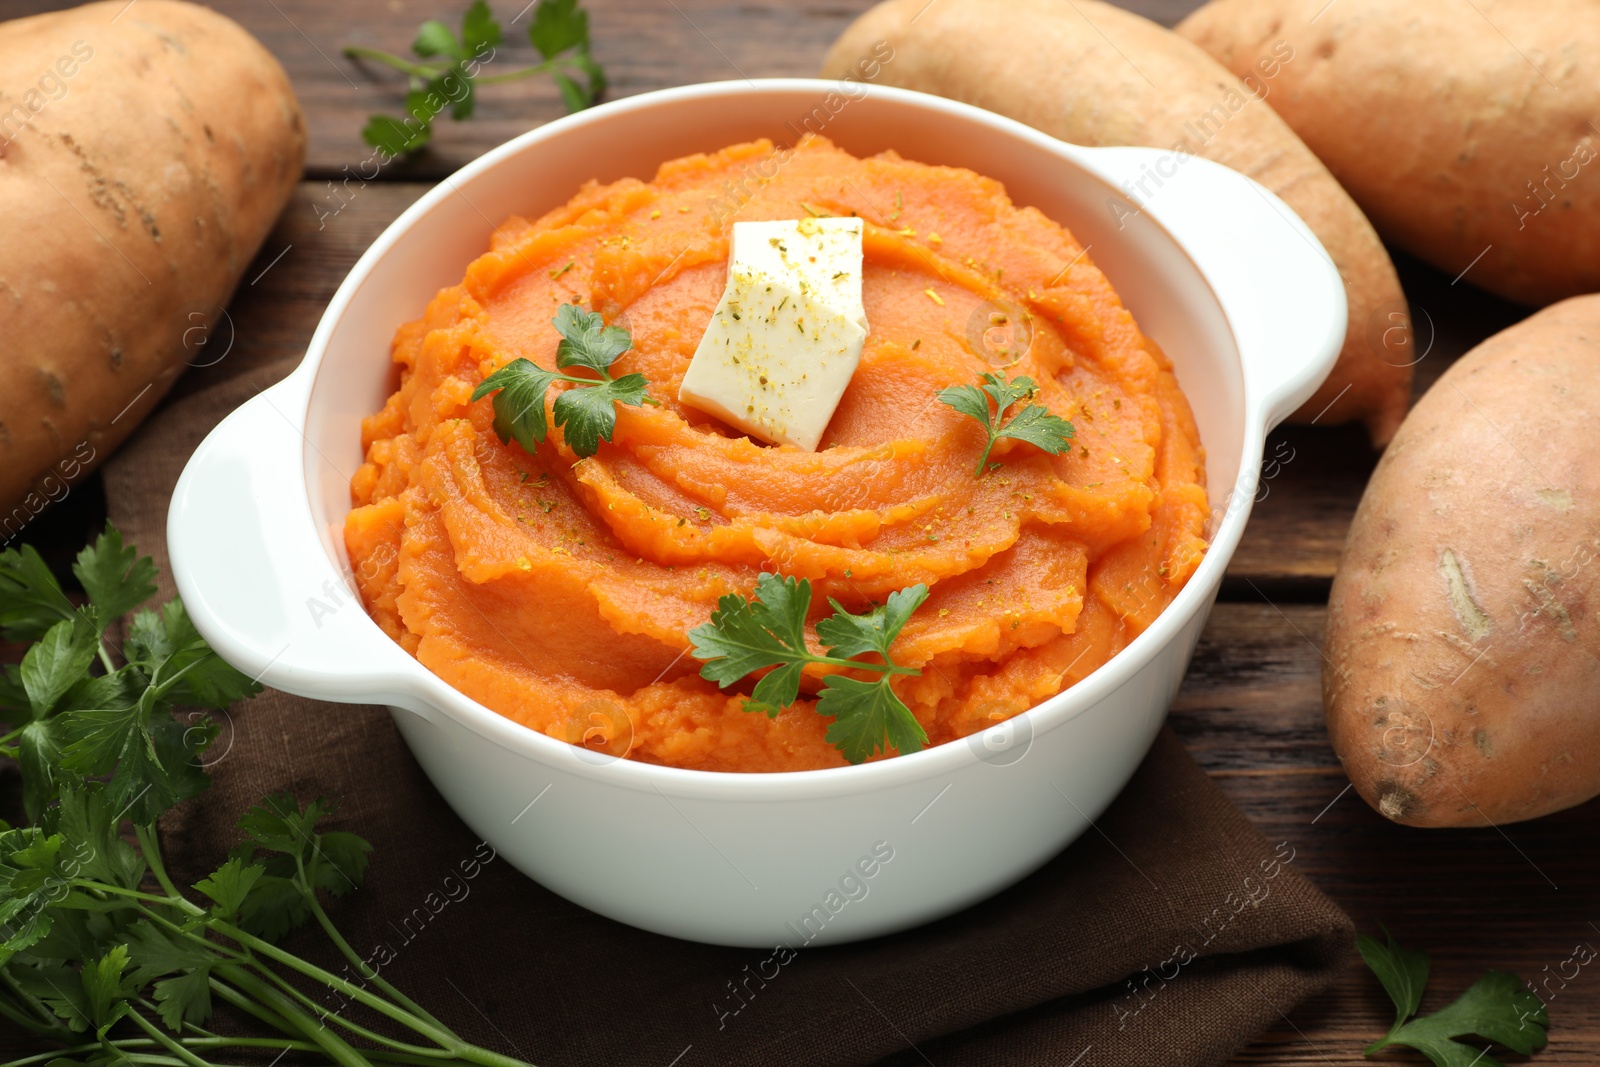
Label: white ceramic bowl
xmin=169 ymin=80 xmax=1344 ymax=948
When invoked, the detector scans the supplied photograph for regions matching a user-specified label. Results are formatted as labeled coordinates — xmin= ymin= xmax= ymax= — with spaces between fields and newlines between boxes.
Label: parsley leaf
xmin=11 ymin=959 xmax=93 ymax=1030
xmin=817 ymin=584 xmax=927 ymax=662
xmin=530 ymin=0 xmax=588 ymax=58
xmin=412 ymin=18 xmax=460 ymax=57
xmin=687 ymin=575 xmax=929 ymax=762
xmin=690 ymin=573 xmax=814 ymax=703
xmin=152 ymin=968 xmax=214 ymax=1032
xmin=363 ymin=113 xmax=433 ymax=156
xmin=125 ymin=599 xmax=261 ymax=710
xmin=195 ymin=858 xmax=267 ymax=920
xmin=1362 ymin=928 xmax=1430 ymax=1028
xmin=226 ymin=797 xmax=373 ymax=944
xmin=232 ymin=864 xmax=310 ymax=943
xmin=938 ymin=371 xmax=1075 ymax=476
xmin=474 ymin=359 xmax=562 ymax=450
xmin=16 ymin=720 xmax=65 ymax=823
xmin=122 ymin=921 xmax=211 ymax=989
xmin=819 ymin=674 xmax=926 ymax=765
xmin=531 ymin=0 xmax=604 ymax=105
xmin=1361 ymin=932 xmax=1550 ymax=1067
xmin=72 ymin=524 xmax=158 ymax=629
xmin=552 ymin=373 xmax=651 ymax=457
xmin=21 ymin=616 xmax=99 ymax=719
xmin=57 ymin=702 xmax=190 ymax=827
xmin=461 ymin=0 xmax=504 ymax=54
xmin=0 ymin=827 xmax=67 ymax=961
xmin=997 ymin=402 xmax=1078 ymax=453
xmin=553 ymin=300 xmax=631 ymax=374
xmin=348 ymin=0 xmax=604 ymax=156
xmin=0 ymin=543 xmax=74 ymax=642
xmin=50 ymin=784 xmax=145 ymax=890
xmin=238 ymin=795 xmax=372 ymax=898
xmin=237 ymin=793 xmax=335 ymax=856
xmin=473 ymin=303 xmax=656 ymax=459
xmin=80 ymin=944 xmax=134 ymax=1036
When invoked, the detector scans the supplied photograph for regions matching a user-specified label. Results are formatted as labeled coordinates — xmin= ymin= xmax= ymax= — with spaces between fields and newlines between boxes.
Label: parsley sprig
xmin=938 ymin=371 xmax=1075 ymax=477
xmin=687 ymin=574 xmax=930 ymax=764
xmin=1360 ymin=931 xmax=1549 ymax=1067
xmin=473 ymin=302 xmax=658 ymax=459
xmin=346 ymin=0 xmax=605 ymax=156
xmin=0 ymin=526 xmax=534 ymax=1067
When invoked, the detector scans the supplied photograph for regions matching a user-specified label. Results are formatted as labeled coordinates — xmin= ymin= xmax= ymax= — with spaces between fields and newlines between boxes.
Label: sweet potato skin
xmin=821 ymin=0 xmax=1412 ymax=445
xmin=0 ymin=1 xmax=304 ymax=529
xmin=1178 ymin=0 xmax=1600 ymax=307
xmin=1324 ymin=295 xmax=1600 ymax=827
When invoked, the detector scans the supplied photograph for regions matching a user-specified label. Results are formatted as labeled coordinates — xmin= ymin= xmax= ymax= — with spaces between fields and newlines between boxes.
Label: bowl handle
xmin=167 ymin=379 xmax=424 ymax=709
xmin=1074 ymin=145 xmax=1348 ymax=429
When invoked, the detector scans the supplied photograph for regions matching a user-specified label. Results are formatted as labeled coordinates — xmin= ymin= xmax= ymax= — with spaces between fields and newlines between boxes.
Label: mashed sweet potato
xmin=345 ymin=136 xmax=1208 ymax=772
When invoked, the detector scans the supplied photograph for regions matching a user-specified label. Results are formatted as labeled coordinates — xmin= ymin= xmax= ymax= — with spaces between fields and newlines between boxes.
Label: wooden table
xmin=9 ymin=0 xmax=1597 ymax=1063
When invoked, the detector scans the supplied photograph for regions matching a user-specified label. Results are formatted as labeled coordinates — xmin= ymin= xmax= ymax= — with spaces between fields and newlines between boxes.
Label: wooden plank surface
xmin=6 ymin=0 xmax=1597 ymax=1064
xmin=1172 ymin=605 xmax=1599 ymax=1065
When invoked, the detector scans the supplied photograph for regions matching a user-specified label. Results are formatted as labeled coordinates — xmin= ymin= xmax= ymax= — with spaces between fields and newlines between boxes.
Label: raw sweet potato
xmin=0 ymin=1 xmax=304 ymax=531
xmin=1178 ymin=0 xmax=1600 ymax=307
xmin=1324 ymin=295 xmax=1600 ymax=827
xmin=822 ymin=0 xmax=1413 ymax=445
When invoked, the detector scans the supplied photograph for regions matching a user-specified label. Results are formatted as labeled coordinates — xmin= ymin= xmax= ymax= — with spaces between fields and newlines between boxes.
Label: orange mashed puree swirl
xmin=345 ymin=136 xmax=1209 ymax=772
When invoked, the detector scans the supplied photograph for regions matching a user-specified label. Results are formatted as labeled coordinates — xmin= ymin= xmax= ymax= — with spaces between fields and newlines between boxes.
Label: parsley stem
xmin=241 ymin=957 xmax=457 ymax=1059
xmin=341 ymin=46 xmax=445 ymax=80
xmin=0 ymin=1038 xmax=359 ymax=1067
xmin=130 ymin=904 xmax=252 ymax=967
xmin=550 ymin=370 xmax=603 ymax=387
xmin=550 ymin=370 xmax=659 ymax=406
xmin=129 ymin=1011 xmax=218 ymax=1067
xmin=340 ymin=47 xmax=568 ymax=90
xmin=208 ymin=978 xmax=450 ymax=1065
xmin=0 ymin=726 xmax=23 ymax=747
xmin=70 ymin=881 xmax=168 ymax=904
xmin=206 ymin=976 xmax=302 ymax=1038
xmin=134 ymin=825 xmax=201 ymax=915
xmin=212 ymin=963 xmax=376 ymax=1067
xmin=1 ymin=970 xmax=62 ymax=1033
xmin=973 ymin=434 xmax=999 ymax=478
xmin=806 ymin=655 xmax=920 ymax=677
xmin=293 ymin=855 xmax=447 ymax=1030
xmin=130 ymin=902 xmax=463 ymax=1063
xmin=473 ymin=57 xmax=563 ymax=86
xmin=134 ymin=996 xmax=217 ymax=1038
xmin=209 ymin=920 xmax=466 ymax=1053
xmin=0 ymin=983 xmax=61 ymax=1036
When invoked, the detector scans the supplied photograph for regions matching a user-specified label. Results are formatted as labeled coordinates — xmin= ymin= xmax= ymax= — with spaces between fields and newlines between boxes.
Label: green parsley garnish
xmin=937 ymin=370 xmax=1075 ymax=477
xmin=472 ymin=302 xmax=658 ymax=459
xmin=687 ymin=573 xmax=930 ymax=764
xmin=1360 ymin=931 xmax=1549 ymax=1067
xmin=346 ymin=0 xmax=605 ymax=156
xmin=0 ymin=526 xmax=536 ymax=1067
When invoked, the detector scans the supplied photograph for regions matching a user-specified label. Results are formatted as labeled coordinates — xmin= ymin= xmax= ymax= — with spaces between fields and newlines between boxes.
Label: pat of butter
xmin=678 ymin=218 xmax=868 ymax=451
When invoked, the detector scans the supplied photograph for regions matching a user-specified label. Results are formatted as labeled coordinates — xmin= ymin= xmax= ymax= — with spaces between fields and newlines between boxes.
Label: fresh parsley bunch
xmin=346 ymin=0 xmax=605 ymax=156
xmin=688 ymin=573 xmax=930 ymax=764
xmin=0 ymin=526 xmax=533 ymax=1067
xmin=938 ymin=370 xmax=1075 ymax=477
xmin=1361 ymin=931 xmax=1549 ymax=1067
xmin=473 ymin=302 xmax=659 ymax=459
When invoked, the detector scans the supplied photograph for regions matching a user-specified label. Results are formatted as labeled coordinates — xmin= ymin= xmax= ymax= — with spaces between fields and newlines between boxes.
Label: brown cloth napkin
xmin=101 ymin=359 xmax=1353 ymax=1067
